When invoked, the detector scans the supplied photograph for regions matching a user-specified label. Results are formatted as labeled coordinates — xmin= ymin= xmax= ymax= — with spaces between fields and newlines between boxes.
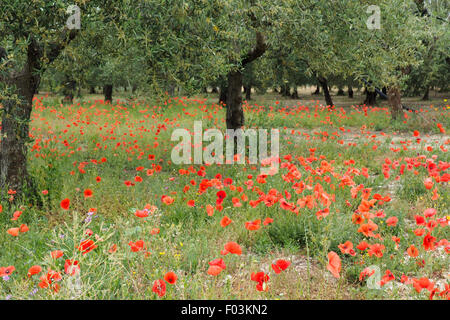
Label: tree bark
xmin=219 ymin=83 xmax=228 ymax=105
xmin=0 ymin=30 xmax=77 ymax=202
xmin=89 ymin=86 xmax=96 ymax=94
xmin=1 ymin=41 xmax=40 ymax=199
xmin=103 ymin=84 xmax=113 ymax=103
xmin=422 ymin=86 xmax=429 ymax=100
xmin=348 ymin=86 xmax=354 ymax=98
xmin=337 ymin=87 xmax=345 ymax=96
xmin=317 ymin=77 xmax=333 ymax=107
xmin=225 ymin=31 xmax=267 ymax=129
xmin=387 ymin=87 xmax=403 ymax=120
xmin=226 ymin=71 xmax=244 ymax=129
xmin=244 ymin=85 xmax=251 ymax=101
xmin=291 ymin=87 xmax=299 ymax=99
xmin=312 ymin=85 xmax=320 ymax=95
xmin=364 ymin=88 xmax=377 ymax=106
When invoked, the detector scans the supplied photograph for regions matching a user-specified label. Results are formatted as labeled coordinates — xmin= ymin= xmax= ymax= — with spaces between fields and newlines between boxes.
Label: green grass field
xmin=0 ymin=89 xmax=449 ymax=300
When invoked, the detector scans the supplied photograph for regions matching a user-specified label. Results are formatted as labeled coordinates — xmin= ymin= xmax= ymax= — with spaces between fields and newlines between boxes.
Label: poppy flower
xmin=386 ymin=216 xmax=398 ymax=227
xmin=326 ymin=251 xmax=341 ymax=278
xmin=209 ymin=258 xmax=226 ymax=270
xmin=415 ymin=215 xmax=426 ymax=225
xmin=7 ymin=228 xmax=19 ymax=237
xmin=424 ymin=178 xmax=433 ymax=190
xmin=338 ymin=241 xmax=356 ymax=256
xmin=271 ymin=259 xmax=291 ymax=274
xmin=64 ymin=260 xmax=80 ymax=276
xmin=251 ymin=271 xmax=270 ymax=291
xmin=367 ymin=243 xmax=385 ymax=258
xmin=356 ymin=241 xmax=369 ymax=251
xmin=135 ymin=209 xmax=149 ymax=218
xmin=51 ymin=250 xmax=64 ymax=259
xmin=19 ymin=224 xmax=29 ymax=233
xmin=206 ymin=204 xmax=214 ymax=216
xmin=407 ymin=245 xmax=419 ymax=257
xmin=207 ymin=265 xmax=223 ymax=276
xmin=245 ymin=219 xmax=261 ymax=231
xmin=164 ymin=271 xmax=177 ymax=285
xmin=221 ymin=242 xmax=242 ymax=255
xmin=263 ymin=217 xmax=274 ymax=225
xmin=423 ymin=208 xmax=436 ymax=218
xmin=187 ymin=200 xmax=195 ymax=207
xmin=152 ymin=279 xmax=166 ymax=297
xmin=109 ymin=244 xmax=117 ymax=253
xmin=220 ymin=216 xmax=232 ymax=228
xmin=83 ymin=189 xmax=93 ymax=198
xmin=128 ymin=240 xmax=145 ymax=252
xmin=0 ymin=266 xmax=15 ymax=277
xmin=11 ymin=210 xmax=23 ymax=221
xmin=60 ymin=198 xmax=70 ymax=210
xmin=413 ymin=277 xmax=434 ymax=293
xmin=161 ymin=195 xmax=174 ymax=205
xmin=77 ymin=239 xmax=97 ymax=255
xmin=423 ymin=233 xmax=436 ymax=251
xmin=27 ymin=265 xmax=42 ymax=277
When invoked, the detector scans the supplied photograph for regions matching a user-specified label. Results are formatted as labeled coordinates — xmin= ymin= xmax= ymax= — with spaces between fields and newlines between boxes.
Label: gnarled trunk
xmin=364 ymin=88 xmax=377 ymax=106
xmin=226 ymin=70 xmax=244 ymax=129
xmin=219 ymin=83 xmax=228 ymax=105
xmin=422 ymin=87 xmax=429 ymax=101
xmin=244 ymin=85 xmax=251 ymax=101
xmin=103 ymin=84 xmax=113 ymax=103
xmin=348 ymin=86 xmax=354 ymax=98
xmin=224 ymin=31 xmax=266 ymax=128
xmin=291 ymin=87 xmax=299 ymax=99
xmin=317 ymin=77 xmax=333 ymax=107
xmin=387 ymin=87 xmax=403 ymax=120
xmin=312 ymin=85 xmax=320 ymax=95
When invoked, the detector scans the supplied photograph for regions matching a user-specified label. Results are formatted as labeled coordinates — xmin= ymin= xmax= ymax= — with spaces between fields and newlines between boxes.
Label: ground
xmin=0 ymin=87 xmax=448 ymax=300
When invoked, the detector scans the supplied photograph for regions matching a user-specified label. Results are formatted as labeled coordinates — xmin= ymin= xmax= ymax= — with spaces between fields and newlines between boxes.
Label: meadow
xmin=0 ymin=89 xmax=449 ymax=300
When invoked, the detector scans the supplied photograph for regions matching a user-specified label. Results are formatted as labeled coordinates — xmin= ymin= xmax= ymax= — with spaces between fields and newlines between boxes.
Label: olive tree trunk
xmin=387 ymin=87 xmax=403 ymax=120
xmin=103 ymin=84 xmax=113 ymax=103
xmin=224 ymin=31 xmax=267 ymax=129
xmin=317 ymin=76 xmax=333 ymax=107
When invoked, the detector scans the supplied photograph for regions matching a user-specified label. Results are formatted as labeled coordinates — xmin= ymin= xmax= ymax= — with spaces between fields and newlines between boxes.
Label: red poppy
xmin=221 ymin=242 xmax=242 ymax=255
xmin=220 ymin=216 xmax=232 ymax=228
xmin=27 ymin=265 xmax=42 ymax=277
xmin=386 ymin=216 xmax=398 ymax=227
xmin=152 ymin=279 xmax=166 ymax=297
xmin=327 ymin=251 xmax=341 ymax=278
xmin=60 ymin=198 xmax=70 ymax=210
xmin=84 ymin=189 xmax=93 ymax=198
xmin=207 ymin=265 xmax=223 ymax=276
xmin=7 ymin=228 xmax=19 ymax=237
xmin=77 ymin=239 xmax=97 ymax=255
xmin=164 ymin=271 xmax=177 ymax=285
xmin=245 ymin=219 xmax=261 ymax=231
xmin=0 ymin=266 xmax=15 ymax=277
xmin=64 ymin=260 xmax=80 ymax=276
xmin=407 ymin=245 xmax=419 ymax=257
xmin=251 ymin=271 xmax=270 ymax=291
xmin=271 ymin=259 xmax=291 ymax=274
xmin=423 ymin=233 xmax=436 ymax=251
xmin=51 ymin=250 xmax=64 ymax=259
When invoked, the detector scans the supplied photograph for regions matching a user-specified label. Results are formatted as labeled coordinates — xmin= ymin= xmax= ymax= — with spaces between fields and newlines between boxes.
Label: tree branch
xmin=44 ymin=28 xmax=78 ymax=68
xmin=241 ymin=31 xmax=267 ymax=67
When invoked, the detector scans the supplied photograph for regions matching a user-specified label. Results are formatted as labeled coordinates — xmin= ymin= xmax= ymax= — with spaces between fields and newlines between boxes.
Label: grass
xmin=0 ymin=88 xmax=449 ymax=300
